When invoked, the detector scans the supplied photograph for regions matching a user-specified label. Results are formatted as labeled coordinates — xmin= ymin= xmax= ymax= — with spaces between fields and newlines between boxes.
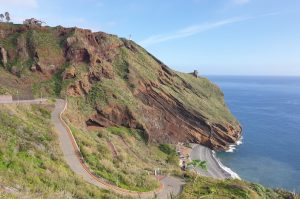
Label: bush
xmin=159 ymin=144 xmax=176 ymax=155
xmin=250 ymin=183 xmax=266 ymax=197
xmin=167 ymin=153 xmax=178 ymax=165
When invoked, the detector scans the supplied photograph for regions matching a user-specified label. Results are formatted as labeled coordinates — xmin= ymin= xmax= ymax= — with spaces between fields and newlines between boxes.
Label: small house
xmin=23 ymin=18 xmax=44 ymax=26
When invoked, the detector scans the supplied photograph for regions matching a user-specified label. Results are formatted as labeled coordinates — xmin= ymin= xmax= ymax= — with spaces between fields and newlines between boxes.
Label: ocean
xmin=208 ymin=76 xmax=300 ymax=193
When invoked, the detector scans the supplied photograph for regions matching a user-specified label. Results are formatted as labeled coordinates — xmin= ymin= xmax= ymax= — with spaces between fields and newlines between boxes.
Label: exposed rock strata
xmin=0 ymin=23 xmax=242 ymax=151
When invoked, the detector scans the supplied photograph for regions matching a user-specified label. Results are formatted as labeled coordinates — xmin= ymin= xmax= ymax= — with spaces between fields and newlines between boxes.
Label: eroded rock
xmin=0 ymin=24 xmax=242 ymax=151
xmin=87 ymin=104 xmax=139 ymax=129
xmin=63 ymin=66 xmax=76 ymax=79
xmin=0 ymin=46 xmax=8 ymax=67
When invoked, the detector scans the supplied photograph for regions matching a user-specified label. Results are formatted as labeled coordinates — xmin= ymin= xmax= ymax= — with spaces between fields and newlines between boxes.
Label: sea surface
xmin=208 ymin=76 xmax=300 ymax=193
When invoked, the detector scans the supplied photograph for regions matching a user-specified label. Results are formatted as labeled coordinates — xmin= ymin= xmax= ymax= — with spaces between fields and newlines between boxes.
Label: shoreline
xmin=189 ymin=144 xmax=240 ymax=180
xmin=212 ymin=150 xmax=240 ymax=179
xmin=226 ymin=136 xmax=244 ymax=153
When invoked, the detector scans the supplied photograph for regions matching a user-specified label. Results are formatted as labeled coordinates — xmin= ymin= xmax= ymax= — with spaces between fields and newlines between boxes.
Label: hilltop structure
xmin=23 ymin=18 xmax=44 ymax=26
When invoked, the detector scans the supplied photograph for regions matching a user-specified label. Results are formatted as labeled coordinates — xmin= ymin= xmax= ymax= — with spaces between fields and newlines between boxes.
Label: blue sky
xmin=1 ymin=0 xmax=300 ymax=75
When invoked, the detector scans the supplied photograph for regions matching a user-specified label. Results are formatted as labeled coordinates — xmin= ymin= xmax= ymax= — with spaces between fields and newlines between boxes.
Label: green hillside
xmin=0 ymin=103 xmax=127 ymax=198
xmin=0 ymin=23 xmax=298 ymax=199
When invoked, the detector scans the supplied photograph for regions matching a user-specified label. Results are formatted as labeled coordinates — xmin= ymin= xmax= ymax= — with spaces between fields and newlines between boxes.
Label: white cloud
xmin=0 ymin=0 xmax=38 ymax=8
xmin=139 ymin=11 xmax=280 ymax=47
xmin=232 ymin=0 xmax=251 ymax=5
xmin=139 ymin=17 xmax=249 ymax=46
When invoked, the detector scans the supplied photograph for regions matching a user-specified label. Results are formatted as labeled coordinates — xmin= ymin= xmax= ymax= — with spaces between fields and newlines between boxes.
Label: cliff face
xmin=0 ymin=23 xmax=242 ymax=151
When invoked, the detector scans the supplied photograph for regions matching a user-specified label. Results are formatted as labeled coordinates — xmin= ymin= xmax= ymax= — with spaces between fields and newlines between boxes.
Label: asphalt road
xmin=52 ymin=99 xmax=185 ymax=199
xmin=190 ymin=144 xmax=232 ymax=179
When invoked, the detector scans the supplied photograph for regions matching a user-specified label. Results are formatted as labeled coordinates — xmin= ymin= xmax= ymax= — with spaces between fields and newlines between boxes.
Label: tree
xmin=188 ymin=160 xmax=207 ymax=171
xmin=4 ymin=12 xmax=10 ymax=22
xmin=188 ymin=160 xmax=207 ymax=184
xmin=0 ymin=14 xmax=4 ymax=22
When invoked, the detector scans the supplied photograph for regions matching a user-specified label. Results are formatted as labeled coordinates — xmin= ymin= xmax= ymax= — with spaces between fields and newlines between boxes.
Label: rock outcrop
xmin=0 ymin=46 xmax=7 ymax=67
xmin=0 ymin=23 xmax=242 ymax=151
xmin=63 ymin=66 xmax=76 ymax=79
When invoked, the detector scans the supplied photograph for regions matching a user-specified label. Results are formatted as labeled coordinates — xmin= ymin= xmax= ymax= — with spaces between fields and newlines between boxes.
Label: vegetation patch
xmin=0 ymin=86 xmax=9 ymax=95
xmin=107 ymin=126 xmax=145 ymax=142
xmin=64 ymin=99 xmax=180 ymax=192
xmin=67 ymin=124 xmax=174 ymax=192
xmin=0 ymin=104 xmax=126 ymax=198
xmin=179 ymin=173 xmax=299 ymax=199
xmin=158 ymin=144 xmax=178 ymax=165
xmin=32 ymin=70 xmax=63 ymax=98
xmin=27 ymin=29 xmax=63 ymax=64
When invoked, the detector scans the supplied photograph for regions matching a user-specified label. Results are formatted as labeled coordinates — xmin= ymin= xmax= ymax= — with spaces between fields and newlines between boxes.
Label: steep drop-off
xmin=0 ymin=23 xmax=241 ymax=151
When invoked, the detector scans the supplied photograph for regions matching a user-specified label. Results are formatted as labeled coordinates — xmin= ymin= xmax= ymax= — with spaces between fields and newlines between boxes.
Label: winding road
xmin=1 ymin=97 xmax=242 ymax=197
xmin=0 ymin=99 xmax=184 ymax=198
xmin=52 ymin=99 xmax=185 ymax=198
xmin=0 ymin=97 xmax=244 ymax=197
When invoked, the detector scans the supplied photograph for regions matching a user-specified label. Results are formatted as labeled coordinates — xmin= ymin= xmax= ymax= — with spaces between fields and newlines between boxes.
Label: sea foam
xmin=212 ymin=150 xmax=241 ymax=179
xmin=214 ymin=136 xmax=243 ymax=179
xmin=226 ymin=136 xmax=243 ymax=153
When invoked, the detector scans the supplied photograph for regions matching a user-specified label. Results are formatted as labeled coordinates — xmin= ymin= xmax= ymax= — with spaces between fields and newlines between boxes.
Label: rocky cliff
xmin=0 ymin=23 xmax=242 ymax=151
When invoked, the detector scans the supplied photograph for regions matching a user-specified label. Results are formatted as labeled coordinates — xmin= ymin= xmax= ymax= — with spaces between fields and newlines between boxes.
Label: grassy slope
xmin=0 ymin=103 xmax=128 ymax=199
xmin=0 ymin=24 xmax=63 ymax=72
xmin=0 ymin=24 xmax=297 ymax=198
xmin=180 ymin=174 xmax=299 ymax=199
xmin=0 ymin=23 xmax=238 ymax=127
xmin=64 ymin=97 xmax=180 ymax=192
xmin=175 ymin=72 xmax=237 ymax=124
xmin=126 ymin=43 xmax=239 ymax=126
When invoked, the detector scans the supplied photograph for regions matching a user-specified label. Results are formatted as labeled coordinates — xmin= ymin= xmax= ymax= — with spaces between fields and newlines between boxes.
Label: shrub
xmin=159 ymin=144 xmax=176 ymax=155
xmin=167 ymin=153 xmax=178 ymax=165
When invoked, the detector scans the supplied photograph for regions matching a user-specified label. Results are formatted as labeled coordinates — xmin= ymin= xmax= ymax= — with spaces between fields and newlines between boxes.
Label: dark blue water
xmin=209 ymin=76 xmax=300 ymax=193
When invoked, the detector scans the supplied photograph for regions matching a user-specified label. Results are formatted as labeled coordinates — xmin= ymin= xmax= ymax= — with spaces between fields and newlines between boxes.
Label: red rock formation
xmin=0 ymin=23 xmax=242 ymax=151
